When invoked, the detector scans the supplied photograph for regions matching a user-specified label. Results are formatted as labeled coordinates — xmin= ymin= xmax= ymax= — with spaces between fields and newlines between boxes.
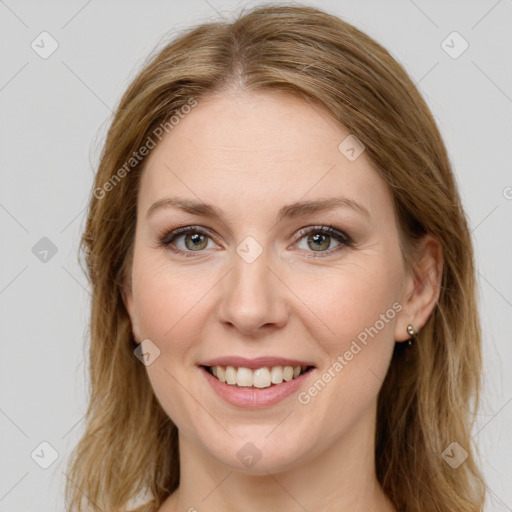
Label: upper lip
xmin=200 ymin=356 xmax=315 ymax=369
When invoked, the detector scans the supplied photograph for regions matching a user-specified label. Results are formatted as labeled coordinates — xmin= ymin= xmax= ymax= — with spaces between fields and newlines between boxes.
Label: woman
xmin=65 ymin=4 xmax=486 ymax=511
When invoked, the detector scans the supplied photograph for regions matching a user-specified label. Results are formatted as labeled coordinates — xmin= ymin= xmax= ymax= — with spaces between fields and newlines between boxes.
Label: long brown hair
xmin=65 ymin=4 xmax=486 ymax=511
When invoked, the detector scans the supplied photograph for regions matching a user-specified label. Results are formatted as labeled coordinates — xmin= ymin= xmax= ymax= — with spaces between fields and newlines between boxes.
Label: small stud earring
xmin=406 ymin=324 xmax=417 ymax=346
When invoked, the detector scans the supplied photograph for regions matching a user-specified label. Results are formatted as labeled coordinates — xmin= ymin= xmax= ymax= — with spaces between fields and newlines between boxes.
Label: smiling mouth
xmin=203 ymin=365 xmax=314 ymax=388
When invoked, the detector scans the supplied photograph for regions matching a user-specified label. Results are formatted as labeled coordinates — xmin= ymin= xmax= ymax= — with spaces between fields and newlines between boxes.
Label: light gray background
xmin=1 ymin=1 xmax=511 ymax=510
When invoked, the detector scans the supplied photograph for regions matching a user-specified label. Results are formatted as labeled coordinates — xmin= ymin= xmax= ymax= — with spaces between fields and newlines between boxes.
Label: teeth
xmin=270 ymin=366 xmax=283 ymax=384
xmin=237 ymin=367 xmax=253 ymax=387
xmin=253 ymin=368 xmax=271 ymax=388
xmin=225 ymin=365 xmax=237 ymax=385
xmin=283 ymin=366 xmax=294 ymax=381
xmin=209 ymin=365 xmax=308 ymax=388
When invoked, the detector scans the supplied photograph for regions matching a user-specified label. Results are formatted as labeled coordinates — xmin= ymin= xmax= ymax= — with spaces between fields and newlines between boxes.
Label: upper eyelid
xmin=160 ymin=225 xmax=218 ymax=245
xmin=162 ymin=225 xmax=350 ymax=250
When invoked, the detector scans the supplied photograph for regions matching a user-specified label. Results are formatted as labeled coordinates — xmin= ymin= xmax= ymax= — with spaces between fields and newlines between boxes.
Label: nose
xmin=217 ymin=248 xmax=290 ymax=336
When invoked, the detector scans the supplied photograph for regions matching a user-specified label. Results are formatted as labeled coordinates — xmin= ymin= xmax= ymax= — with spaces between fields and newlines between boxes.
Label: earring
xmin=406 ymin=324 xmax=417 ymax=346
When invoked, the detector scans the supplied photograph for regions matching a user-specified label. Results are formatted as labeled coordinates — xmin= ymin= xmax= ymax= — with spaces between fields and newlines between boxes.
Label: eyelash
xmin=156 ymin=224 xmax=353 ymax=258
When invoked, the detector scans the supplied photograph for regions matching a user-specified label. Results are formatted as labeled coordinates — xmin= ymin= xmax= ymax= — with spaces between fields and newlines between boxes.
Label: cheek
xmin=130 ymin=260 xmax=211 ymax=432
xmin=293 ymin=258 xmax=401 ymax=401
xmin=131 ymin=256 xmax=216 ymax=346
xmin=299 ymin=257 xmax=400 ymax=345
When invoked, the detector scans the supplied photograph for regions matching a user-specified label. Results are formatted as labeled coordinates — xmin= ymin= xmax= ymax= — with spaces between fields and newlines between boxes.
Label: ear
xmin=394 ymin=234 xmax=443 ymax=342
xmin=121 ymin=276 xmax=142 ymax=344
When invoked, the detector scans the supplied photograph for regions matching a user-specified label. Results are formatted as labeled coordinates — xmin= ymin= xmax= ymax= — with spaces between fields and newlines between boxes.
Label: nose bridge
xmin=218 ymin=240 xmax=288 ymax=333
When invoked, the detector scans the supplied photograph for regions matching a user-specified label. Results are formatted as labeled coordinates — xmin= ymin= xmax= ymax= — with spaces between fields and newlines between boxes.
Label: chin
xmin=201 ymin=425 xmax=319 ymax=475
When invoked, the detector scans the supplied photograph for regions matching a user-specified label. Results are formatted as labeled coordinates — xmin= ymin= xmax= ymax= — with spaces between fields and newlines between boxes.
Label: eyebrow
xmin=146 ymin=196 xmax=370 ymax=223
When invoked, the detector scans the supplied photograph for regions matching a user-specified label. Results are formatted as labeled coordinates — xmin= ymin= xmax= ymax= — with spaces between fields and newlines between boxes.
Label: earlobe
xmin=394 ymin=235 xmax=443 ymax=343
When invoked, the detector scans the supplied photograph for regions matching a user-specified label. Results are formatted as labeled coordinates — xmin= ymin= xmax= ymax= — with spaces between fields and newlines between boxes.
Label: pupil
xmin=309 ymin=233 xmax=329 ymax=251
xmin=186 ymin=233 xmax=206 ymax=250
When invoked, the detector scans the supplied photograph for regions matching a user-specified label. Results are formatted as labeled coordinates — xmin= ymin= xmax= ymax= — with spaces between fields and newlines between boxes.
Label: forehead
xmin=138 ymin=90 xmax=393 ymax=223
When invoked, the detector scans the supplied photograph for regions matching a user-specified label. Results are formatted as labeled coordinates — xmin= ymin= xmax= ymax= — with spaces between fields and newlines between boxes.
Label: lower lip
xmin=201 ymin=366 xmax=314 ymax=408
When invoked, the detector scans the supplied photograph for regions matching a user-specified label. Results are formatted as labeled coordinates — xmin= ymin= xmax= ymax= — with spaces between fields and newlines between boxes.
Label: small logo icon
xmin=441 ymin=31 xmax=469 ymax=59
xmin=237 ymin=442 xmax=262 ymax=468
xmin=134 ymin=338 xmax=161 ymax=366
xmin=338 ymin=134 xmax=365 ymax=161
xmin=32 ymin=237 xmax=58 ymax=263
xmin=31 ymin=441 xmax=59 ymax=469
xmin=236 ymin=236 xmax=263 ymax=264
xmin=441 ymin=441 xmax=468 ymax=468
xmin=31 ymin=31 xmax=59 ymax=59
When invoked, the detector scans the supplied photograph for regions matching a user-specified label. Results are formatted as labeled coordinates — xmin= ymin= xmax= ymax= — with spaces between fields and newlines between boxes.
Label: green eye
xmin=182 ymin=232 xmax=209 ymax=251
xmin=296 ymin=226 xmax=351 ymax=255
xmin=158 ymin=225 xmax=352 ymax=258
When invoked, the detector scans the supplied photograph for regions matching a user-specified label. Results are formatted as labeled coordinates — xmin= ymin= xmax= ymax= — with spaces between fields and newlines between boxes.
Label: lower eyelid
xmin=172 ymin=233 xmax=218 ymax=251
xmin=160 ymin=226 xmax=351 ymax=255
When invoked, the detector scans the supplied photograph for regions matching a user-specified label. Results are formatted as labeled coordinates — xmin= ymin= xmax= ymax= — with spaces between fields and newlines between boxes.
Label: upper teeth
xmin=210 ymin=365 xmax=307 ymax=388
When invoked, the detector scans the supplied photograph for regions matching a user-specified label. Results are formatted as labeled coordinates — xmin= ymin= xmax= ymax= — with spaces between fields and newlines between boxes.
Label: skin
xmin=123 ymin=89 xmax=443 ymax=512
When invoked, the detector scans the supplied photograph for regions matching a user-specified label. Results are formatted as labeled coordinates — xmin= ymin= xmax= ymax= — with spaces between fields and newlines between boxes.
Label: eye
xmin=157 ymin=226 xmax=219 ymax=256
xmin=294 ymin=225 xmax=352 ymax=256
xmin=157 ymin=224 xmax=352 ymax=258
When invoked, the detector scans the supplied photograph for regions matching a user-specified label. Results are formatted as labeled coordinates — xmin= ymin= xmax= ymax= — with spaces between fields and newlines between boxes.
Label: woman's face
xmin=124 ymin=90 xmax=415 ymax=474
